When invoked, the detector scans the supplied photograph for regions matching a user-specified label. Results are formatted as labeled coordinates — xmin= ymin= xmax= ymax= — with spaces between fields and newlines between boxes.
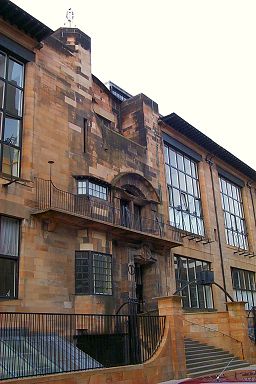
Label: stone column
xmin=226 ymin=301 xmax=250 ymax=361
xmin=157 ymin=295 xmax=186 ymax=379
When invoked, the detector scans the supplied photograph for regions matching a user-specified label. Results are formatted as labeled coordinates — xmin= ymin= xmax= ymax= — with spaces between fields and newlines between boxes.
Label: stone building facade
xmin=0 ymin=0 xmax=255 ymax=319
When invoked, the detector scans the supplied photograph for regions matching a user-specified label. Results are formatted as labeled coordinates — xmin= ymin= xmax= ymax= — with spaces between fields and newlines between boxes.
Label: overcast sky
xmin=12 ymin=0 xmax=256 ymax=170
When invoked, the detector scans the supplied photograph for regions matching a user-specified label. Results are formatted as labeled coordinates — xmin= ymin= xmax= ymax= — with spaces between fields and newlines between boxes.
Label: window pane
xmin=164 ymin=145 xmax=169 ymax=163
xmin=179 ymin=171 xmax=186 ymax=191
xmin=171 ymin=167 xmax=179 ymax=188
xmin=181 ymin=193 xmax=188 ymax=210
xmin=169 ymin=149 xmax=177 ymax=168
xmin=177 ymin=153 xmax=184 ymax=171
xmin=232 ymin=185 xmax=238 ymax=201
xmin=168 ymin=187 xmax=173 ymax=206
xmin=204 ymin=285 xmax=213 ymax=308
xmin=190 ymin=216 xmax=197 ymax=233
xmin=195 ymin=199 xmax=201 ymax=217
xmin=188 ymin=259 xmax=198 ymax=308
xmin=193 ymin=179 xmax=199 ymax=197
xmin=8 ymin=59 xmax=23 ymax=87
xmin=0 ymin=258 xmax=17 ymax=298
xmin=0 ymin=216 xmax=19 ymax=256
xmin=0 ymin=112 xmax=3 ymax=138
xmin=184 ymin=157 xmax=191 ymax=175
xmin=0 ymin=53 xmax=6 ymax=78
xmin=0 ymin=79 xmax=4 ymax=108
xmin=174 ymin=209 xmax=182 ymax=228
xmin=188 ymin=195 xmax=195 ymax=214
xmin=186 ymin=176 xmax=193 ymax=194
xmin=2 ymin=144 xmax=20 ymax=177
xmin=221 ymin=179 xmax=227 ymax=194
xmin=165 ymin=164 xmax=171 ymax=184
xmin=4 ymin=118 xmax=21 ymax=146
xmin=169 ymin=207 xmax=175 ymax=225
xmin=183 ymin=212 xmax=191 ymax=232
xmin=191 ymin=162 xmax=197 ymax=178
xmin=172 ymin=188 xmax=180 ymax=207
xmin=6 ymin=85 xmax=23 ymax=116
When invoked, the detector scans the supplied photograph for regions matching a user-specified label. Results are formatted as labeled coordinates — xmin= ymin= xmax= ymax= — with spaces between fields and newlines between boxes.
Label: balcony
xmin=33 ymin=178 xmax=182 ymax=249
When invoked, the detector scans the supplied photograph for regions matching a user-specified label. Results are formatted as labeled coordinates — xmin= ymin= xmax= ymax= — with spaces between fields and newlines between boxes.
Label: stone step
xmin=187 ymin=362 xmax=250 ymax=378
xmin=186 ymin=352 xmax=234 ymax=364
xmin=188 ymin=360 xmax=249 ymax=374
xmin=186 ymin=356 xmax=243 ymax=369
xmin=185 ymin=345 xmax=224 ymax=355
xmin=184 ymin=337 xmax=250 ymax=378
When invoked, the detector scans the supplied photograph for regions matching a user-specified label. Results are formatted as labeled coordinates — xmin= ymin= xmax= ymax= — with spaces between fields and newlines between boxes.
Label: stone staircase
xmin=185 ymin=338 xmax=250 ymax=378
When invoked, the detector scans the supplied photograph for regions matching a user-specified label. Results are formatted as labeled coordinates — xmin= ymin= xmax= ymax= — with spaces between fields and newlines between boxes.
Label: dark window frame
xmin=75 ymin=251 xmax=113 ymax=296
xmin=219 ymin=176 xmax=248 ymax=250
xmin=231 ymin=267 xmax=256 ymax=310
xmin=77 ymin=178 xmax=108 ymax=201
xmin=174 ymin=255 xmax=213 ymax=310
xmin=0 ymin=49 xmax=25 ymax=178
xmin=0 ymin=215 xmax=20 ymax=300
xmin=164 ymin=143 xmax=204 ymax=236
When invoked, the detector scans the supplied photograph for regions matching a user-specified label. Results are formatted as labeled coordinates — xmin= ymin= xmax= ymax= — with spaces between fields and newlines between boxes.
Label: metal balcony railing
xmin=0 ymin=312 xmax=166 ymax=380
xmin=35 ymin=178 xmax=182 ymax=243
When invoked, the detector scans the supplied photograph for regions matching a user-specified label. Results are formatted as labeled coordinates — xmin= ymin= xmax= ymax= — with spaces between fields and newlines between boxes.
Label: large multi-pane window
xmin=0 ymin=215 xmax=20 ymax=298
xmin=232 ymin=268 xmax=256 ymax=310
xmin=164 ymin=144 xmax=204 ymax=235
xmin=75 ymin=251 xmax=112 ymax=295
xmin=77 ymin=179 xmax=108 ymax=200
xmin=219 ymin=177 xmax=247 ymax=249
xmin=174 ymin=256 xmax=213 ymax=309
xmin=0 ymin=51 xmax=24 ymax=177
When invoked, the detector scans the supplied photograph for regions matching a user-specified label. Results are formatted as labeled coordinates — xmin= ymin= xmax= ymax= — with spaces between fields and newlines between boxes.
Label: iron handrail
xmin=184 ymin=318 xmax=244 ymax=359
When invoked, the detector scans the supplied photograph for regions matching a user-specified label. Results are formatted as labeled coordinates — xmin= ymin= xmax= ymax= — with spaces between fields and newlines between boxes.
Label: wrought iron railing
xmin=35 ymin=178 xmax=181 ymax=243
xmin=0 ymin=312 xmax=165 ymax=380
xmin=248 ymin=307 xmax=256 ymax=343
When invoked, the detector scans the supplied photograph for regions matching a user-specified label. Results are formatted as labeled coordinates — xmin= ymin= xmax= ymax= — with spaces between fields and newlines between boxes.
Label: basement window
xmin=75 ymin=251 xmax=112 ymax=295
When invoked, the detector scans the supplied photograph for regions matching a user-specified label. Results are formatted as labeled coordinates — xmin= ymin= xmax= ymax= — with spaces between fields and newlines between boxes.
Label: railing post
xmin=157 ymin=295 xmax=186 ymax=379
xmin=49 ymin=180 xmax=52 ymax=208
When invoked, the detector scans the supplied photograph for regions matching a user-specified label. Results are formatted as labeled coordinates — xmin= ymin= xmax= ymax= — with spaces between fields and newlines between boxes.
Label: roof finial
xmin=65 ymin=8 xmax=74 ymax=28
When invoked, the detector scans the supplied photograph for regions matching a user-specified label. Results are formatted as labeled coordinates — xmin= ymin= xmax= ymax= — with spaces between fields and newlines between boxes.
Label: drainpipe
xmin=206 ymin=156 xmax=228 ymax=304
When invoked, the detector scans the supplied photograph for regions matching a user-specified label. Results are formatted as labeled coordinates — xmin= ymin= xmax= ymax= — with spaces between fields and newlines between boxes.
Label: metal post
xmin=48 ymin=161 xmax=54 ymax=207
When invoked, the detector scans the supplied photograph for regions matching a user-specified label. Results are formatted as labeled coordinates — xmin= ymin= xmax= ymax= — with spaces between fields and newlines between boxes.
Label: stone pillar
xmin=226 ymin=301 xmax=250 ymax=361
xmin=157 ymin=295 xmax=186 ymax=379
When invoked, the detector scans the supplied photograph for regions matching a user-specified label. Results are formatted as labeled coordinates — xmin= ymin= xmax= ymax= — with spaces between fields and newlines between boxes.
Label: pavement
xmin=158 ymin=365 xmax=256 ymax=383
